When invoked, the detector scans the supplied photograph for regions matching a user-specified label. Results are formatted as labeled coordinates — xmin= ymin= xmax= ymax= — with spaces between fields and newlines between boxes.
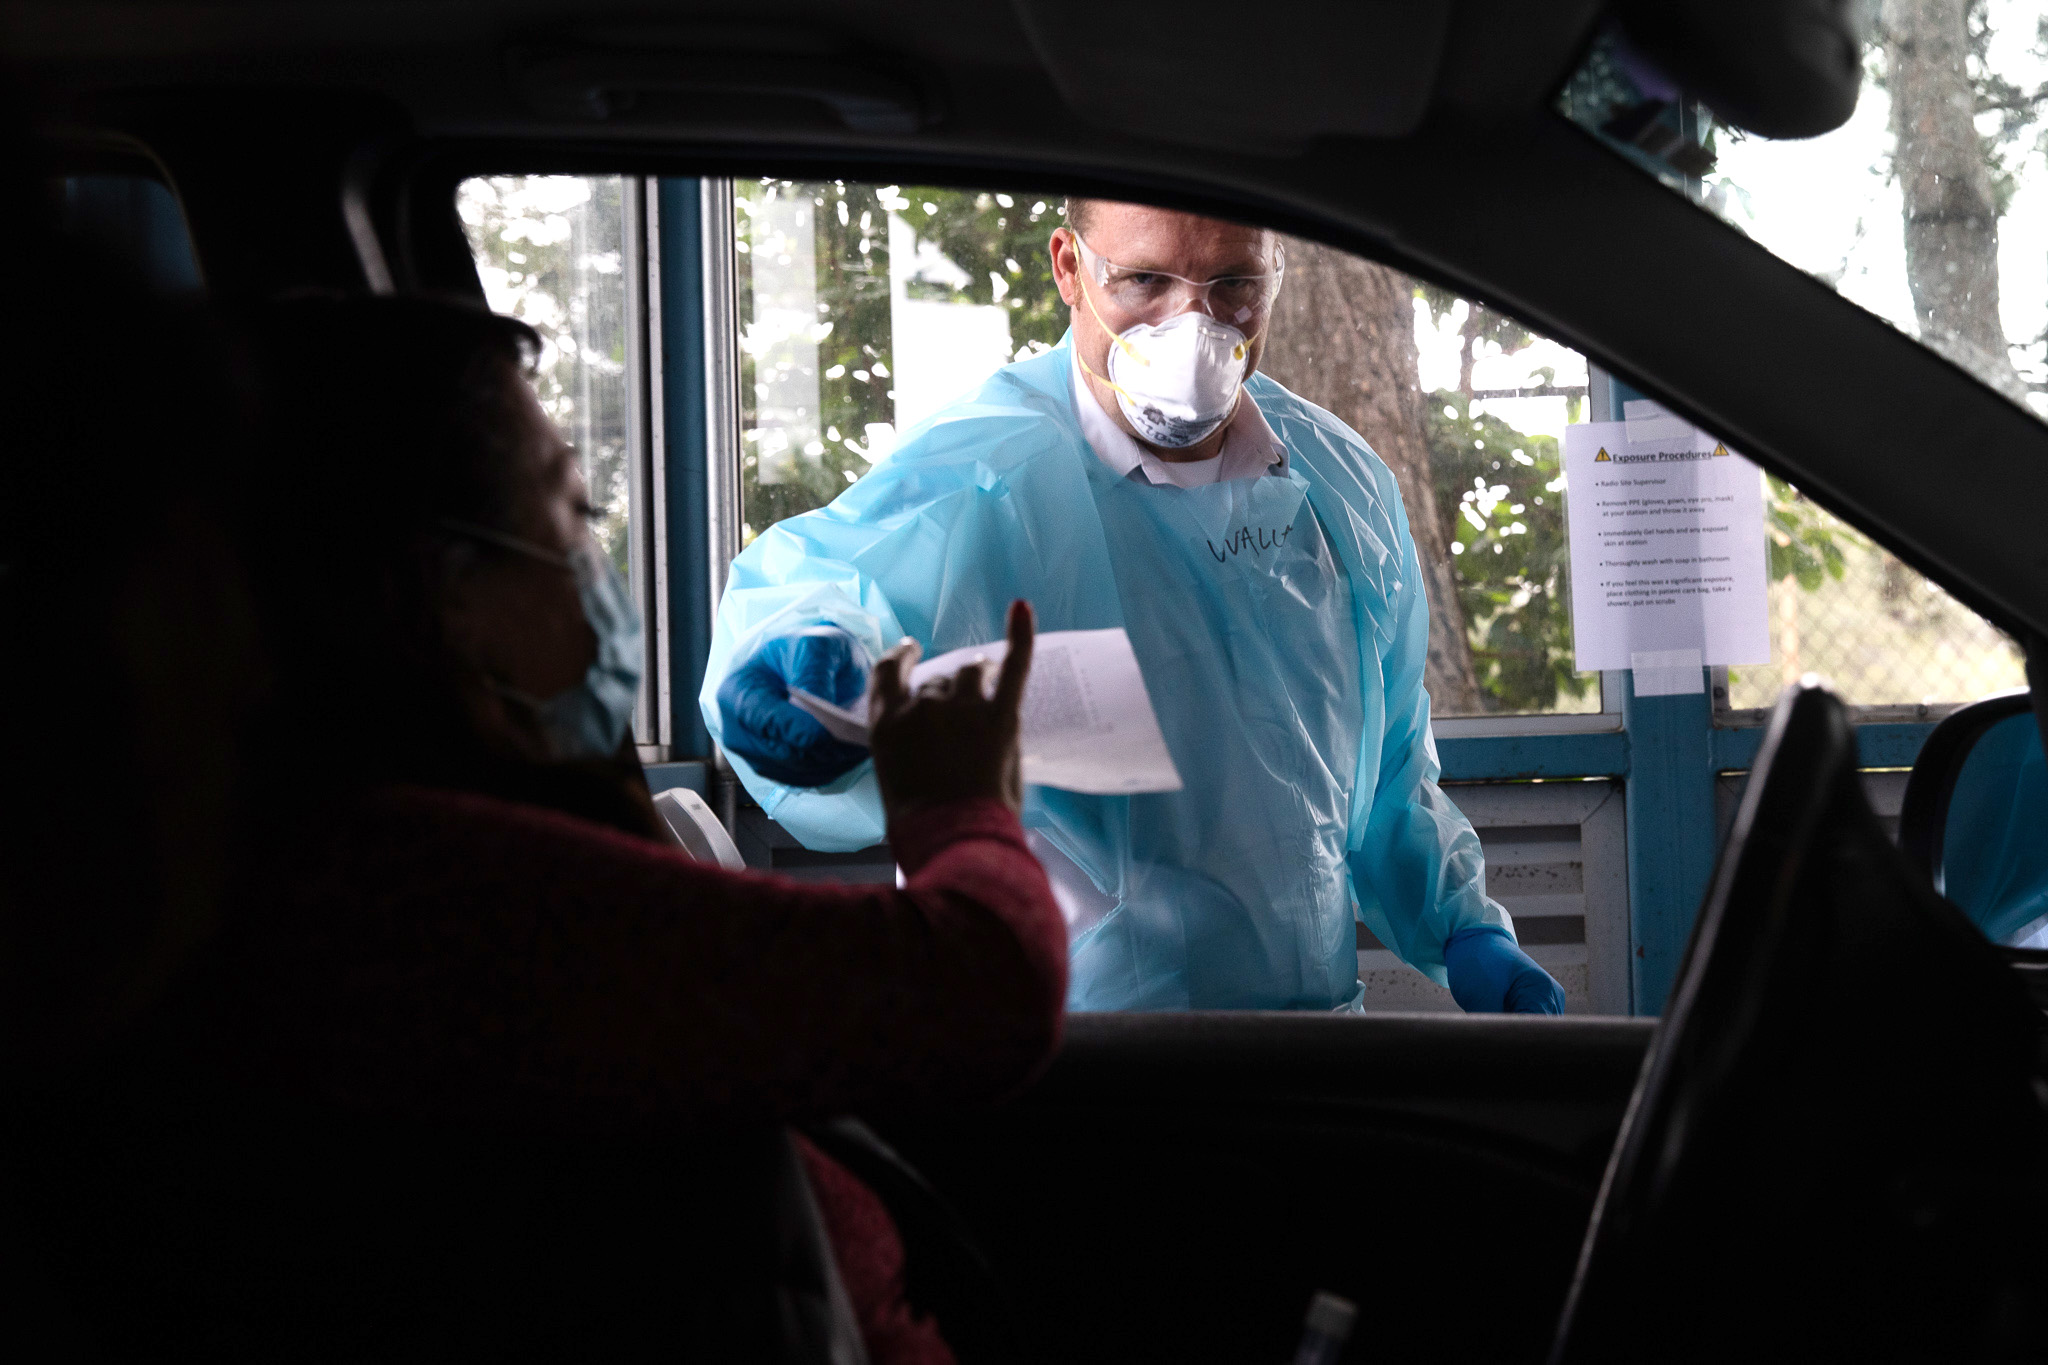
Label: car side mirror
xmin=1899 ymin=690 xmax=2048 ymax=949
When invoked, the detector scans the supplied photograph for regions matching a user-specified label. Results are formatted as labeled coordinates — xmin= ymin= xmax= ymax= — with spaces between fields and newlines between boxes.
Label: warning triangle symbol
xmin=1711 ymin=443 xmax=1729 ymax=457
xmin=1594 ymin=447 xmax=1611 ymax=462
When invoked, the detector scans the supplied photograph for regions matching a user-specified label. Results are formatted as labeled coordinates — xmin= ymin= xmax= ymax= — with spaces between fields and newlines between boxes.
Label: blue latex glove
xmin=716 ymin=627 xmax=872 ymax=787
xmin=1444 ymin=925 xmax=1567 ymax=1014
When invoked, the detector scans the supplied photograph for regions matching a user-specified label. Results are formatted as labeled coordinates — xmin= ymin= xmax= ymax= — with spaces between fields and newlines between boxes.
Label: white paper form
xmin=1563 ymin=404 xmax=1770 ymax=678
xmin=787 ymin=627 xmax=1183 ymax=795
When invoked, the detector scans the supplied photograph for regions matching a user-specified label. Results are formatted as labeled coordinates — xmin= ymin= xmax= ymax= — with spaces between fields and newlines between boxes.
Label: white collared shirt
xmin=1071 ymin=347 xmax=1289 ymax=487
xmin=1034 ymin=348 xmax=1297 ymax=940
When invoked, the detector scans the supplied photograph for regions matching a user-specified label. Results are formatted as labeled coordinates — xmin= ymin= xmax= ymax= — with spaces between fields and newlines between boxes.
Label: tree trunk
xmin=1259 ymin=236 xmax=1484 ymax=714
xmin=1456 ymin=306 xmax=1482 ymax=399
xmin=1881 ymin=0 xmax=2029 ymax=402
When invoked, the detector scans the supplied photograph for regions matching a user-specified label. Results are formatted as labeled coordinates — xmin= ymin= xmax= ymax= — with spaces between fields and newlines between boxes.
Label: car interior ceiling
xmin=6 ymin=2 xmax=2047 ymax=1362
xmin=12 ymin=1 xmax=2047 ymax=644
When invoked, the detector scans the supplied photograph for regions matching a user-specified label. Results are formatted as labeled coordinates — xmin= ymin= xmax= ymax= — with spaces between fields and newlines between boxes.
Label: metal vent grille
xmin=1358 ymin=782 xmax=1629 ymax=1015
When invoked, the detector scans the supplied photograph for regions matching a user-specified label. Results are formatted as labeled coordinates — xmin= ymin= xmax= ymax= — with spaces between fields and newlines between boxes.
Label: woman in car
xmin=49 ymin=296 xmax=1061 ymax=1363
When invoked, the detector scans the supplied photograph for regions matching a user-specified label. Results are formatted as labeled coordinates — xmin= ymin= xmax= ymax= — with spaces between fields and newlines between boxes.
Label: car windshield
xmin=1559 ymin=3 xmax=2048 ymax=425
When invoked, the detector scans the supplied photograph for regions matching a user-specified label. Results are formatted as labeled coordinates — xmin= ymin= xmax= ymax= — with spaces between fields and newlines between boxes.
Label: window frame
xmin=456 ymin=168 xmax=2003 ymax=1017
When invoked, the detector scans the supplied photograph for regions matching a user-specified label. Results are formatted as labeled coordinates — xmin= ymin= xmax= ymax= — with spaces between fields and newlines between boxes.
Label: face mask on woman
xmin=441 ymin=518 xmax=644 ymax=761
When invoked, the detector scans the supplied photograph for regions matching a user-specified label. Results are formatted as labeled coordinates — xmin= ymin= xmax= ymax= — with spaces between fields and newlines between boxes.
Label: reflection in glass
xmin=746 ymin=190 xmax=822 ymax=489
xmin=1725 ymin=481 xmax=2024 ymax=710
xmin=455 ymin=175 xmax=632 ymax=577
xmin=1560 ymin=5 xmax=2048 ymax=420
xmin=733 ymin=182 xmax=1604 ymax=716
xmin=1558 ymin=11 xmax=2041 ymax=710
xmin=1262 ymin=243 xmax=1598 ymax=715
xmin=734 ymin=181 xmax=1067 ymax=540
xmin=1942 ymin=710 xmax=2048 ymax=946
xmin=56 ymin=176 xmax=202 ymax=294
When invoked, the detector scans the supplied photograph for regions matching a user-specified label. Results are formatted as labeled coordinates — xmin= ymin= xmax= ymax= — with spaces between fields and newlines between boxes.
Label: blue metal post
xmin=1622 ymin=673 xmax=1718 ymax=1013
xmin=658 ymin=178 xmax=713 ymax=760
xmin=1595 ymin=373 xmax=1719 ymax=1014
xmin=1595 ymin=365 xmax=1936 ymax=1012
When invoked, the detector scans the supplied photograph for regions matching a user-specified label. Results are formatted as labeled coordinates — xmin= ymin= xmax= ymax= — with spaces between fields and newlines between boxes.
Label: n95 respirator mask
xmin=1102 ymin=311 xmax=1251 ymax=448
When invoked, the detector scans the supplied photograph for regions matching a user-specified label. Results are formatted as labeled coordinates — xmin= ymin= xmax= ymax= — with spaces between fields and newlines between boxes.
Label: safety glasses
xmin=1070 ymin=231 xmax=1285 ymax=327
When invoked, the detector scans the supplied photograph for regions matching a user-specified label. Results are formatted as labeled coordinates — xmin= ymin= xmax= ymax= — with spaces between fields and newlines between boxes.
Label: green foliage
xmin=895 ymin=188 xmax=1068 ymax=350
xmin=723 ymin=182 xmax=1626 ymax=719
xmin=1426 ymin=393 xmax=1591 ymax=711
xmin=735 ymin=180 xmax=1066 ymax=539
xmin=1766 ymin=476 xmax=1862 ymax=589
xmin=736 ymin=180 xmax=893 ymax=533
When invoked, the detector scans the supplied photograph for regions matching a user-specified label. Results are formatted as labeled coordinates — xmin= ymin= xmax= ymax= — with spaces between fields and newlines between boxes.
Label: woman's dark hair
xmin=248 ymin=293 xmax=541 ymax=551
xmin=241 ymin=293 xmax=538 ymax=749
xmin=237 ymin=295 xmax=654 ymax=835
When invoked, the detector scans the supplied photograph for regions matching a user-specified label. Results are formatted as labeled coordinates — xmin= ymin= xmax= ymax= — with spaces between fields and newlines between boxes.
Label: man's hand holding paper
xmin=791 ymin=624 xmax=1182 ymax=796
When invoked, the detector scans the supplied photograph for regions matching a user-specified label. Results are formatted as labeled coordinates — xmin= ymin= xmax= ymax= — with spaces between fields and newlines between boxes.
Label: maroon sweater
xmin=215 ymin=785 xmax=1066 ymax=1362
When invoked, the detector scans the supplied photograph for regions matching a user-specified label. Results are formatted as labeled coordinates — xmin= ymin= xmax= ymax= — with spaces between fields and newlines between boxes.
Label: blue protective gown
xmin=701 ymin=336 xmax=1511 ymax=1010
xmin=1941 ymin=710 xmax=2048 ymax=947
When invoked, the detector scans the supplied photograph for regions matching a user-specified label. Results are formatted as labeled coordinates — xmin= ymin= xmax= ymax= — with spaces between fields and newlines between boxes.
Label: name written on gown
xmin=1206 ymin=523 xmax=1294 ymax=563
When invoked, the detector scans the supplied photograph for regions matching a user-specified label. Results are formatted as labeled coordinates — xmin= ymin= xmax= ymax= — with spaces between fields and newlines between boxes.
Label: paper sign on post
xmin=788 ymin=626 xmax=1184 ymax=795
xmin=1563 ymin=404 xmax=1770 ymax=683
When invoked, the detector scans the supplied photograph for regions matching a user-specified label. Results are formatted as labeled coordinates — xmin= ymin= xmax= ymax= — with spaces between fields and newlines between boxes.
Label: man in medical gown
xmin=704 ymin=199 xmax=1565 ymax=1014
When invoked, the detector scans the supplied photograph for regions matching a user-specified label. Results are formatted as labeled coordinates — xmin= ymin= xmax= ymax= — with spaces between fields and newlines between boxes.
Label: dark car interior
xmin=4 ymin=2 xmax=2046 ymax=1361
xmin=1556 ymin=682 xmax=2046 ymax=1363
